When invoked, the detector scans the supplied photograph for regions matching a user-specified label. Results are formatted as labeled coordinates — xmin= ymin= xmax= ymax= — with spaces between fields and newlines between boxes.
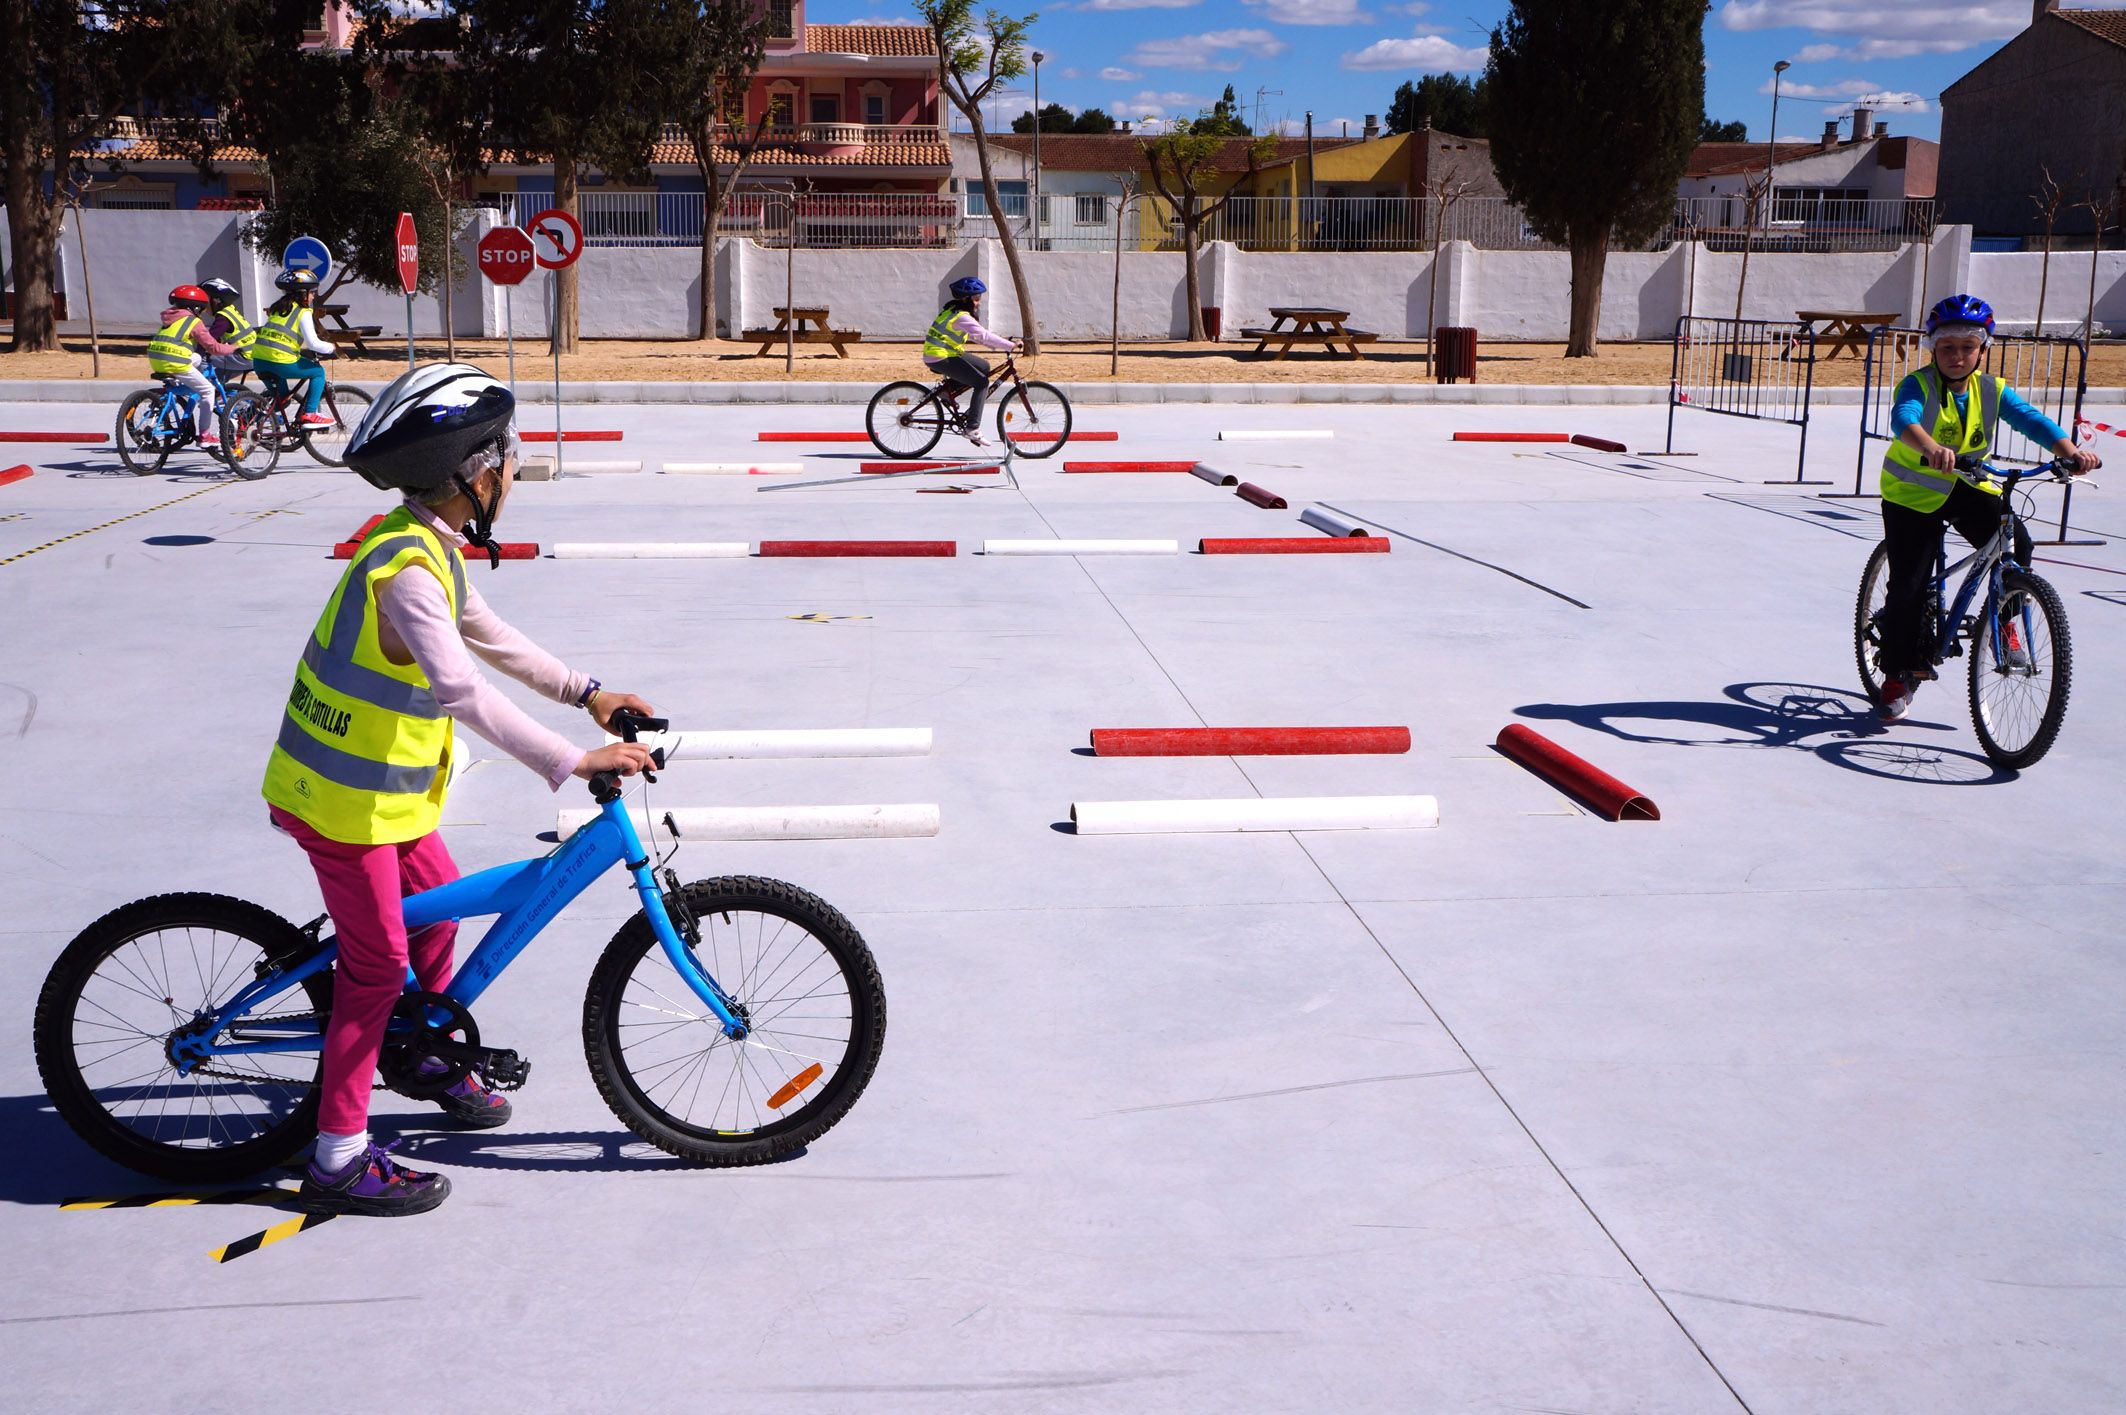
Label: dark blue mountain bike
xmin=32 ymin=711 xmax=887 ymax=1182
xmin=113 ymin=365 xmax=269 ymax=479
xmin=1855 ymin=456 xmax=2078 ymax=768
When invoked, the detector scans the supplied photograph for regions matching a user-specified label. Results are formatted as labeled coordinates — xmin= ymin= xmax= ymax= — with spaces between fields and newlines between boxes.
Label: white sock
xmin=313 ymin=1129 xmax=368 ymax=1173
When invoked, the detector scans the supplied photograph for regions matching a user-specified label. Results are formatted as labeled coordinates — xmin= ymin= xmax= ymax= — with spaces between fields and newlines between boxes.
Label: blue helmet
xmin=1925 ymin=293 xmax=1994 ymax=340
xmin=949 ymin=276 xmax=987 ymax=298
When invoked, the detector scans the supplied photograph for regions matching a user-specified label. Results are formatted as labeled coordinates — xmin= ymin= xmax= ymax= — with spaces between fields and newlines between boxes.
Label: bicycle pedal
xmin=478 ymin=1049 xmax=531 ymax=1091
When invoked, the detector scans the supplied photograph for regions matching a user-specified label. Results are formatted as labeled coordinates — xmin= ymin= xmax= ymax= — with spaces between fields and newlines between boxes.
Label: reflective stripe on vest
xmin=1881 ymin=367 xmax=2004 ymax=513
xmin=146 ymin=315 xmax=201 ymax=373
xmin=261 ymin=509 xmax=466 ymax=844
xmin=922 ymin=306 xmax=971 ymax=360
xmin=251 ymin=306 xmax=306 ymax=365
xmin=216 ymin=307 xmax=257 ymax=351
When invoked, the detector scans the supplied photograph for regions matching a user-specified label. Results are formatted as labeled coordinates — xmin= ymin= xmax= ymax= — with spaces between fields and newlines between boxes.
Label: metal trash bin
xmin=1435 ymin=325 xmax=1477 ymax=384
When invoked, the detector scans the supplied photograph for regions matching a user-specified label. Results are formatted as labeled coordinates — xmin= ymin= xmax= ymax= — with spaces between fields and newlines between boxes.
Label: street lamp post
xmin=1734 ymin=58 xmax=1789 ymax=320
xmin=1032 ymin=50 xmax=1045 ymax=250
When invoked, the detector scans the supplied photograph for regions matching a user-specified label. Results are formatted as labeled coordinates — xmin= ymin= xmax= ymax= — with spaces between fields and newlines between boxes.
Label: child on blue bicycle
xmin=264 ymin=363 xmax=658 ymax=1217
xmin=1874 ymin=294 xmax=2099 ymax=721
xmin=146 ymin=284 xmax=239 ymax=449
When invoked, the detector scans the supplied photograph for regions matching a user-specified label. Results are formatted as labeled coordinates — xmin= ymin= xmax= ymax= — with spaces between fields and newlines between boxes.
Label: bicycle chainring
xmin=377 ymin=991 xmax=481 ymax=1098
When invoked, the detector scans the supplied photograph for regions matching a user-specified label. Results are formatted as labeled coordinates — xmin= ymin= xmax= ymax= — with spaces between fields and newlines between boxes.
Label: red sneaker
xmin=1878 ymin=678 xmax=1913 ymax=722
xmin=299 ymin=412 xmax=335 ymax=428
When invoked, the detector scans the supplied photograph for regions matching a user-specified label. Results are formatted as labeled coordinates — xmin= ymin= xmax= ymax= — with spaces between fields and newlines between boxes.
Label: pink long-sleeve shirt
xmin=370 ymin=501 xmax=591 ymax=789
xmin=162 ymin=306 xmax=237 ymax=360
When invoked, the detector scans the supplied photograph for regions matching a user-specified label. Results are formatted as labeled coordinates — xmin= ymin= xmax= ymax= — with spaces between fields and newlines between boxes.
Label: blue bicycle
xmin=113 ymin=365 xmax=272 ymax=479
xmin=1855 ymin=456 xmax=2077 ymax=768
xmin=33 ymin=711 xmax=887 ymax=1182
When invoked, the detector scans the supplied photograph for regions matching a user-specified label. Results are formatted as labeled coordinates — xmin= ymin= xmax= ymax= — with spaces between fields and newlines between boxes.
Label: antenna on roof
xmin=1254 ymin=86 xmax=1283 ymax=136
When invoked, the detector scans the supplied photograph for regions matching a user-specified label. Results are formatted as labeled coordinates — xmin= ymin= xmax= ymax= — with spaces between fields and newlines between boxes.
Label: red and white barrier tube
xmin=1090 ymin=726 xmax=1410 ymax=756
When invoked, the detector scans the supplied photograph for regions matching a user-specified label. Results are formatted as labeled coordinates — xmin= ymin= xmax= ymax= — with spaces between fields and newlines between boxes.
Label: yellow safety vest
xmin=251 ymin=305 xmax=307 ymax=366
xmin=1881 ymin=366 xmax=2005 ymax=513
xmin=262 ymin=506 xmax=466 ymax=844
xmin=922 ymin=305 xmax=971 ymax=360
xmin=146 ymin=314 xmax=201 ymax=374
xmin=215 ymin=306 xmax=257 ymax=352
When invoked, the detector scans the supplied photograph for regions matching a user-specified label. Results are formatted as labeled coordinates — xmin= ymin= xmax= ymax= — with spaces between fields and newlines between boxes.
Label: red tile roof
xmin=807 ymin=23 xmax=934 ymax=58
xmin=2058 ymin=7 xmax=2126 ymax=48
xmin=991 ymin=133 xmax=1354 ymax=173
xmin=1686 ymin=141 xmax=1827 ymax=178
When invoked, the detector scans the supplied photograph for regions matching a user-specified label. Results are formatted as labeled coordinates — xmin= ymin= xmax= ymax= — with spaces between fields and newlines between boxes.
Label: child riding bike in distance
xmin=198 ymin=277 xmax=257 ymax=385
xmin=146 ymin=284 xmax=239 ymax=449
xmin=250 ymin=268 xmax=339 ymax=427
xmin=1875 ymin=293 xmax=2100 ymax=722
xmin=263 ymin=363 xmax=659 ymax=1216
xmin=921 ymin=276 xmax=1021 ymax=447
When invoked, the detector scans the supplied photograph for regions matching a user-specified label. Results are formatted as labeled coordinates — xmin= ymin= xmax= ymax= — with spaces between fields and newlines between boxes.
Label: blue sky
xmin=830 ymin=0 xmax=2126 ymax=142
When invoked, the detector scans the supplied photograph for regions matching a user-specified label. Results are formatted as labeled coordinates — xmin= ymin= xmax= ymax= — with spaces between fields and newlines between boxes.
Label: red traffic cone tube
xmin=1091 ymin=726 xmax=1412 ymax=757
xmin=1494 ymin=724 xmax=1659 ymax=821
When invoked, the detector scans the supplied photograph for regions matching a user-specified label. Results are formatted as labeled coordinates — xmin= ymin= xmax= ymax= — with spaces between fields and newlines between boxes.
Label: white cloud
xmin=1127 ymin=28 xmax=1289 ymax=71
xmin=1792 ymin=37 xmax=1974 ymax=61
xmin=1078 ymin=0 xmax=1201 ymax=9
xmin=1266 ymin=114 xmax=1361 ymax=135
xmin=1099 ymin=66 xmax=1142 ymax=81
xmin=1113 ymin=88 xmax=1209 ymax=114
xmin=1243 ymin=0 xmax=1372 ymax=25
xmin=1717 ymin=0 xmax=2027 ymax=52
xmin=1763 ymin=76 xmax=1934 ymax=113
xmin=1340 ymin=32 xmax=1489 ymax=71
xmin=1385 ymin=1 xmax=1431 ymax=12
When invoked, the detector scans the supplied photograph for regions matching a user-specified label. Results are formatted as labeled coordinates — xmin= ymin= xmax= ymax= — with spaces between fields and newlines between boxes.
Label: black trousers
xmin=927 ymin=354 xmax=992 ymax=428
xmin=1880 ymin=478 xmax=2010 ymax=678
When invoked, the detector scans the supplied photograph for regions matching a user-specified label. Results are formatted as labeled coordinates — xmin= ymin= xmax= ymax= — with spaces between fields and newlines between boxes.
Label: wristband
xmin=576 ymin=677 xmax=602 ymax=709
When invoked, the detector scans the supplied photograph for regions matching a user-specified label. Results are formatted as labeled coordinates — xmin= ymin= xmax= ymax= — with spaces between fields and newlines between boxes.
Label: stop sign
xmin=478 ymin=226 xmax=537 ymax=286
xmin=395 ymin=211 xmax=418 ymax=293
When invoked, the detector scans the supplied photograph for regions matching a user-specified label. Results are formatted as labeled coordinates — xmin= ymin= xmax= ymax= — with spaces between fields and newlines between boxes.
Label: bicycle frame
xmin=168 ymin=791 xmax=746 ymax=1071
xmin=1923 ymin=465 xmax=2041 ymax=669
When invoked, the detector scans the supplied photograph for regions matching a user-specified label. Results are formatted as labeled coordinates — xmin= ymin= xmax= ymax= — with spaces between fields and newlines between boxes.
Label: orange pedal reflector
xmin=768 ymin=1063 xmax=824 ymax=1110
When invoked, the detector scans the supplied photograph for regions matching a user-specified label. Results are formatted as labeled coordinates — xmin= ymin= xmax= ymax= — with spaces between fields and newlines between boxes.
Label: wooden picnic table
xmin=1795 ymin=309 xmax=1899 ymax=360
xmin=316 ymin=303 xmax=383 ymax=351
xmin=1240 ymin=306 xmax=1377 ymax=360
xmin=744 ymin=305 xmax=862 ymax=358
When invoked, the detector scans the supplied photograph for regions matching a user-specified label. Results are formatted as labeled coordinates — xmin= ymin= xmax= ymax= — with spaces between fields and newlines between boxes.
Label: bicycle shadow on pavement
xmin=0 ymin=1092 xmax=176 ymax=1206
xmin=1516 ymin=681 xmax=2017 ymax=787
xmin=378 ymin=1124 xmax=803 ymax=1173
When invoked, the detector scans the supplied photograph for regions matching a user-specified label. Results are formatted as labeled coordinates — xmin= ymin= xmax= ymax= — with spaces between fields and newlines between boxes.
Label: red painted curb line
xmin=0 ymin=432 xmax=108 ymax=443
xmin=757 ymin=540 xmax=956 ymax=558
xmin=755 ymin=431 xmax=1118 ymax=443
xmin=1452 ymin=432 xmax=1570 ymax=443
xmin=1494 ymin=724 xmax=1659 ymax=821
xmin=858 ymin=462 xmax=1000 ymax=474
xmin=334 ymin=539 xmax=538 ymax=560
xmin=1234 ymin=482 xmax=1287 ymax=509
xmin=1570 ymin=434 xmax=1629 ymax=453
xmin=1198 ymin=537 xmax=1389 ymax=554
xmin=0 ymin=465 xmax=32 ymax=487
xmin=521 ymin=430 xmax=623 ymax=442
xmin=1091 ymin=726 xmax=1412 ymax=757
xmin=1063 ymin=461 xmax=1197 ymax=473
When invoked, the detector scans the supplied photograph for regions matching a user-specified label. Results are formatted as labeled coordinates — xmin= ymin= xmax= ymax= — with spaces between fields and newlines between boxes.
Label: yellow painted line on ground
xmin=0 ymin=481 xmax=229 ymax=569
xmin=63 ymin=1186 xmax=296 ymax=1211
xmin=211 ymin=1211 xmax=336 ymax=1263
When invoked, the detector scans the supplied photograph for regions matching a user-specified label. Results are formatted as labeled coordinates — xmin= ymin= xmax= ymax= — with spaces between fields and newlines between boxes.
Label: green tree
xmin=1487 ymin=0 xmax=1705 ymax=356
xmin=1193 ymin=84 xmax=1252 ymax=137
xmin=1699 ymin=116 xmax=1748 ymax=141
xmin=1385 ymin=73 xmax=1489 ymax=138
xmin=1140 ymin=120 xmax=1273 ymax=340
xmin=1012 ymin=102 xmax=1076 ymax=134
xmin=1071 ymin=106 xmax=1115 ymax=134
xmin=919 ymin=0 xmax=1042 ymax=354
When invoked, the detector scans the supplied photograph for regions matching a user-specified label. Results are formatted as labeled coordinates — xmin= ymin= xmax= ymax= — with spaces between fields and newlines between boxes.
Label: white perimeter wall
xmin=10 ymin=211 xmax=2124 ymax=344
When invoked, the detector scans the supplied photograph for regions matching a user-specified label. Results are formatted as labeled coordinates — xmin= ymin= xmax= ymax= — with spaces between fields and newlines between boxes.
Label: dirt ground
xmin=5 ymin=331 xmax=2123 ymax=389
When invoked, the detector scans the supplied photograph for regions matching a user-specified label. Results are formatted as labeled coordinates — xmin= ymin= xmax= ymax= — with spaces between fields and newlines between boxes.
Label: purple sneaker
xmin=297 ymin=1141 xmax=450 ymax=1217
xmin=435 ymin=1072 xmax=513 ymax=1130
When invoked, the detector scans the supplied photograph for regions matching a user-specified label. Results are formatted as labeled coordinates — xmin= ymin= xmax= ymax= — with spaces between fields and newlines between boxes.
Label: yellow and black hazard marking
xmin=786 ymin=613 xmax=873 ymax=625
xmin=0 ymin=512 xmax=29 ymax=523
xmin=63 ymin=1185 xmax=298 ymax=1210
xmin=0 ymin=481 xmax=229 ymax=569
xmin=211 ymin=1211 xmax=336 ymax=1263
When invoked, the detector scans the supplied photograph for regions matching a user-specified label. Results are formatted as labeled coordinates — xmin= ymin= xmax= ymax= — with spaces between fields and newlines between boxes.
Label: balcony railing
xmin=658 ymin=122 xmax=944 ymax=150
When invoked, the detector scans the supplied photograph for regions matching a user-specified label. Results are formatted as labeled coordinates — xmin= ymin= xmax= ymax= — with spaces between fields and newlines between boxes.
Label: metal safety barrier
xmin=1665 ymin=316 xmax=1822 ymax=484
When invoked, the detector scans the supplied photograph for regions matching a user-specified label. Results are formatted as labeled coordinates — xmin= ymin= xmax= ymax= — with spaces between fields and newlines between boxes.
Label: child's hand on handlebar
xmin=575 ymin=743 xmax=659 ymax=780
xmin=588 ymin=690 xmax=656 ymax=731
xmin=2062 ymin=447 xmax=2102 ymax=475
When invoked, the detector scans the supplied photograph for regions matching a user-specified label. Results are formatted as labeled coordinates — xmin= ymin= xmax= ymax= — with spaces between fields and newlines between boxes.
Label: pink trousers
xmin=270 ymin=807 xmax=461 ymax=1135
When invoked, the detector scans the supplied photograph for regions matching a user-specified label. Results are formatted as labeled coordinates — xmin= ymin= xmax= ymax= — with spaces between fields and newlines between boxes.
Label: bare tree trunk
xmin=1566 ymin=233 xmax=1606 ymax=357
xmin=552 ymin=154 xmax=579 ymax=356
xmin=964 ymin=109 xmax=1041 ymax=355
xmin=2035 ymin=226 xmax=2052 ymax=335
xmin=442 ymin=191 xmax=457 ymax=360
xmin=695 ymin=153 xmax=720 ymax=341
xmin=1181 ymin=213 xmax=1204 ymax=341
xmin=1111 ymin=190 xmax=1126 ymax=376
xmin=4 ymin=170 xmax=60 ymax=353
xmin=1425 ymin=227 xmax=1440 ymax=376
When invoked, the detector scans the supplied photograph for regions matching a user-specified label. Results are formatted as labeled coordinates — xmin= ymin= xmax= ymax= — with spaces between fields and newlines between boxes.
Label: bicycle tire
xmin=1968 ymin=567 xmax=2072 ymax=770
xmin=582 ymin=876 xmax=886 ymax=1167
xmin=115 ymin=389 xmax=173 ymax=476
xmin=996 ymin=379 xmax=1071 ymax=458
xmin=866 ymin=381 xmax=946 ymax=458
xmin=33 ymin=893 xmax=331 ymax=1183
xmin=222 ymin=393 xmax=279 ymax=479
xmin=301 ymin=385 xmax=372 ymax=467
xmin=1853 ymin=540 xmax=1895 ymax=706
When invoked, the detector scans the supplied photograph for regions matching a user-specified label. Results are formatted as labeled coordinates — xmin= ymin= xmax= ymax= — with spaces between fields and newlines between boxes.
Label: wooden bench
xmin=1243 ymin=306 xmax=1376 ymax=360
xmin=318 ymin=303 xmax=384 ymax=351
xmin=745 ymin=306 xmax=862 ymax=358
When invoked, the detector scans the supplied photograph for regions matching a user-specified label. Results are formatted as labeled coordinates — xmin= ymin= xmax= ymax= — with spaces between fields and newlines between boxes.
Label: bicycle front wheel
xmin=115 ymin=390 xmax=174 ymax=476
xmin=1853 ymin=540 xmax=1894 ymax=707
xmin=33 ymin=893 xmax=330 ymax=1182
xmin=1969 ymin=568 xmax=2072 ymax=769
xmin=867 ymin=381 xmax=946 ymax=458
xmin=301 ymin=385 xmax=372 ymax=467
xmin=996 ymin=379 xmax=1071 ymax=458
xmin=583 ymin=876 xmax=886 ymax=1167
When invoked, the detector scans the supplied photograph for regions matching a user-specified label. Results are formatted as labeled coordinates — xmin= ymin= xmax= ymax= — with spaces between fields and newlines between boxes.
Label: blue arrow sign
xmin=282 ymin=236 xmax=333 ymax=284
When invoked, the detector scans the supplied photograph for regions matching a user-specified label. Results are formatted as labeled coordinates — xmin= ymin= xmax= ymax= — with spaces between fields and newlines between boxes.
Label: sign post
xmin=394 ymin=211 xmax=419 ymax=372
xmin=477 ymin=225 xmax=537 ymax=404
xmin=527 ymin=207 xmax=583 ymax=476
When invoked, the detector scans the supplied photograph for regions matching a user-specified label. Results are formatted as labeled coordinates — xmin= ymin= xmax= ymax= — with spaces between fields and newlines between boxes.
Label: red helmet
xmin=168 ymin=284 xmax=211 ymax=310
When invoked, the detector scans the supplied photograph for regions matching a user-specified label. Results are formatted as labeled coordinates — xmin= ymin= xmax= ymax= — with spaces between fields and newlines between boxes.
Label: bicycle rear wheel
xmin=1969 ymin=568 xmax=2071 ymax=769
xmin=222 ymin=394 xmax=279 ymax=479
xmin=115 ymin=390 xmax=175 ymax=476
xmin=867 ymin=381 xmax=946 ymax=458
xmin=301 ymin=385 xmax=372 ymax=467
xmin=583 ymin=876 xmax=886 ymax=1166
xmin=996 ymin=379 xmax=1071 ymax=458
xmin=1853 ymin=540 xmax=1894 ymax=707
xmin=33 ymin=894 xmax=330 ymax=1183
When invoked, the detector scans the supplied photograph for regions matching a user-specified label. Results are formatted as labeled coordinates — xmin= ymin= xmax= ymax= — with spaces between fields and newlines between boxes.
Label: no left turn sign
xmin=528 ymin=208 xmax=583 ymax=269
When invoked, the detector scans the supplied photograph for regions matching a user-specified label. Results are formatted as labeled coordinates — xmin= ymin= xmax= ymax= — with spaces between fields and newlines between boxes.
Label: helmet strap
xmin=451 ymin=471 xmax=503 ymax=569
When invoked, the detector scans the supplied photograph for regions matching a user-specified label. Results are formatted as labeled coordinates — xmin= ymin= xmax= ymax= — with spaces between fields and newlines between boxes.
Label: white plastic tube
xmin=982 ymin=539 xmax=1179 ymax=555
xmin=550 ymin=543 xmax=751 ymax=559
xmin=1190 ymin=462 xmax=1239 ymax=486
xmin=619 ymin=727 xmax=932 ymax=759
xmin=1070 ymin=795 xmax=1438 ymax=835
xmin=662 ymin=462 xmax=803 ymax=475
xmin=557 ymin=803 xmax=940 ymax=841
xmin=562 ymin=460 xmax=644 ymax=473
xmin=1219 ymin=430 xmax=1334 ymax=441
xmin=1298 ymin=507 xmax=1369 ymax=538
